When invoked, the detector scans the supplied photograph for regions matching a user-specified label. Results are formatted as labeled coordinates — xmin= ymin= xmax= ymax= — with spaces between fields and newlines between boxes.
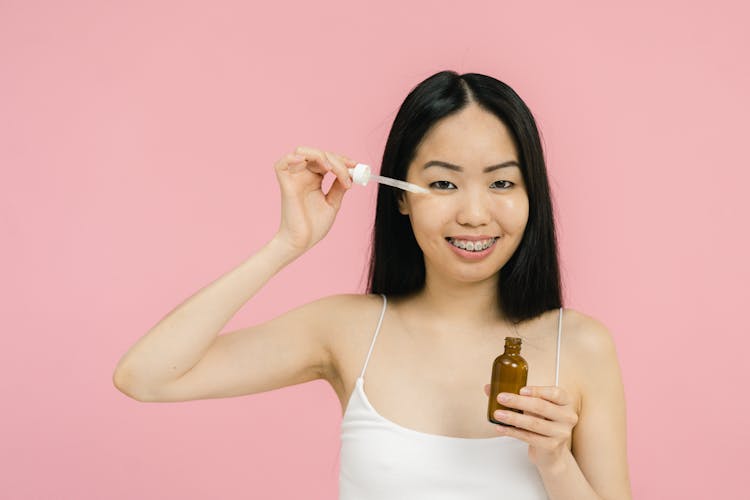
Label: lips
xmin=445 ymin=236 xmax=500 ymax=249
xmin=445 ymin=236 xmax=499 ymax=259
xmin=445 ymin=235 xmax=497 ymax=241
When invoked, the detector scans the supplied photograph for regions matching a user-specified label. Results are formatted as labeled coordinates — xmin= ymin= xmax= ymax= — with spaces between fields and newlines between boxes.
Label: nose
xmin=455 ymin=188 xmax=491 ymax=227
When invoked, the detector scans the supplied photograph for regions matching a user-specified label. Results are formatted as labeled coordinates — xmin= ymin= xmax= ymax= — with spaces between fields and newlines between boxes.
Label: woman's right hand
xmin=272 ymin=146 xmax=358 ymax=254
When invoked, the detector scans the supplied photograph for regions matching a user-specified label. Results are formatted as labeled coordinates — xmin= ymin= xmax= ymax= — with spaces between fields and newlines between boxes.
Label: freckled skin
xmin=397 ymin=103 xmax=530 ymax=287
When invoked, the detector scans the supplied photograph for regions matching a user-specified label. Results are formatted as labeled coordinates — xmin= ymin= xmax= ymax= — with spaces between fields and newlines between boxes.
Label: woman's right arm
xmin=112 ymin=147 xmax=357 ymax=402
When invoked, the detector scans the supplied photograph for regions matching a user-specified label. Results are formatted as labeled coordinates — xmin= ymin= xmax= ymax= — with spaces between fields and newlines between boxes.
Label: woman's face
xmin=398 ymin=103 xmax=529 ymax=285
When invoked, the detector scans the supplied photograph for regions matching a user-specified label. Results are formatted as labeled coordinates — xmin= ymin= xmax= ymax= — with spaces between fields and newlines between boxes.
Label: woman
xmin=113 ymin=70 xmax=631 ymax=499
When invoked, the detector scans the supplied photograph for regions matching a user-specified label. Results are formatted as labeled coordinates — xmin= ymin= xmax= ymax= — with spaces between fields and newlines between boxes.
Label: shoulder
xmin=562 ymin=308 xmax=620 ymax=361
xmin=560 ymin=308 xmax=624 ymax=407
xmin=308 ymin=293 xmax=385 ymax=388
xmin=276 ymin=293 xmax=383 ymax=360
xmin=307 ymin=292 xmax=386 ymax=348
xmin=535 ymin=306 xmax=612 ymax=354
xmin=297 ymin=292 xmax=382 ymax=316
xmin=309 ymin=293 xmax=385 ymax=325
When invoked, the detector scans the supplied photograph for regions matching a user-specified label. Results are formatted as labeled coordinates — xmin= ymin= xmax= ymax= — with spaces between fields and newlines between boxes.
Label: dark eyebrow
xmin=422 ymin=160 xmax=520 ymax=173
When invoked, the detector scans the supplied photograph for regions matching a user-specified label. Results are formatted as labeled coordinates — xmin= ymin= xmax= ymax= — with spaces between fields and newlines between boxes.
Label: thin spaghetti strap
xmin=555 ymin=307 xmax=563 ymax=387
xmin=359 ymin=294 xmax=387 ymax=380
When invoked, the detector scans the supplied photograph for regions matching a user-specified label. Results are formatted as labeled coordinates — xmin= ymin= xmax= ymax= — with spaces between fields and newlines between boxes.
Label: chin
xmin=454 ymin=271 xmax=501 ymax=284
xmin=434 ymin=264 xmax=502 ymax=284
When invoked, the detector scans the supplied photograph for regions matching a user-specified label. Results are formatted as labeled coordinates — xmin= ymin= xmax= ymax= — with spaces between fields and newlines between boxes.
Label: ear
xmin=397 ymin=193 xmax=410 ymax=215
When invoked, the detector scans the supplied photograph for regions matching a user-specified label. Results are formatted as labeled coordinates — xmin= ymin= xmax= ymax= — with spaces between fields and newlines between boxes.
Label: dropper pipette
xmin=347 ymin=163 xmax=429 ymax=194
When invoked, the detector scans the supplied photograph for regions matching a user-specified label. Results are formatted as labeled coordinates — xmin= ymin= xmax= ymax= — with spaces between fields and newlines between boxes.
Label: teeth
xmin=448 ymin=237 xmax=497 ymax=252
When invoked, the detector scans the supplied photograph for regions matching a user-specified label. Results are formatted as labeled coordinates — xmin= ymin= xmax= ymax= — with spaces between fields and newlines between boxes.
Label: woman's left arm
xmin=490 ymin=318 xmax=632 ymax=500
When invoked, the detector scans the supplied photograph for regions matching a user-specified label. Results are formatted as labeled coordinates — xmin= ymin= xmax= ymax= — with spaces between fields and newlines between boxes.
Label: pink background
xmin=2 ymin=1 xmax=748 ymax=498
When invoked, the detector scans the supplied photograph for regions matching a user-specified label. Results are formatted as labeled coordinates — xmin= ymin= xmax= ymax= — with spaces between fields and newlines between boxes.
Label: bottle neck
xmin=503 ymin=336 xmax=522 ymax=354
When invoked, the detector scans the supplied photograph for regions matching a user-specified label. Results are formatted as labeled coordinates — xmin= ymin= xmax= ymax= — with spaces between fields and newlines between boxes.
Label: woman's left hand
xmin=483 ymin=384 xmax=579 ymax=471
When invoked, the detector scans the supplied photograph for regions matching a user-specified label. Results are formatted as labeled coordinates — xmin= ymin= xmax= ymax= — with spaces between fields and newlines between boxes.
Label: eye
xmin=492 ymin=180 xmax=515 ymax=189
xmin=429 ymin=180 xmax=456 ymax=190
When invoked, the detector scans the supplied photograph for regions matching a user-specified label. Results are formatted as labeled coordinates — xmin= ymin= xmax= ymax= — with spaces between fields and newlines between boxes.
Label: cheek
xmin=408 ymin=201 xmax=451 ymax=237
xmin=495 ymin=196 xmax=529 ymax=228
xmin=411 ymin=197 xmax=450 ymax=219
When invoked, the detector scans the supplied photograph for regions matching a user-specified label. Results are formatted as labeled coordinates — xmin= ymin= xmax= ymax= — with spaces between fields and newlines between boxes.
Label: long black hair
xmin=366 ymin=70 xmax=563 ymax=324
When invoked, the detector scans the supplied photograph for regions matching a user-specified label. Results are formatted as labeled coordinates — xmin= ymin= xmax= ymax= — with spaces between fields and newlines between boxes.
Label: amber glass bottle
xmin=487 ymin=337 xmax=529 ymax=427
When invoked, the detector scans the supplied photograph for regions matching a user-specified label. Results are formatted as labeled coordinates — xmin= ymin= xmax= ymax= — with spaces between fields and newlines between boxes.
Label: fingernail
xmin=520 ymin=387 xmax=531 ymax=395
xmin=499 ymin=393 xmax=510 ymax=402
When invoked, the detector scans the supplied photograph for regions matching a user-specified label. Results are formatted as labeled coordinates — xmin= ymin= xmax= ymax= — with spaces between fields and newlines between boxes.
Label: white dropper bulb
xmin=348 ymin=163 xmax=372 ymax=186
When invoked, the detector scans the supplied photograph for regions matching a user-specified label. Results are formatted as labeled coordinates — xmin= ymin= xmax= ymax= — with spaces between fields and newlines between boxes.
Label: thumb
xmin=325 ymin=177 xmax=348 ymax=210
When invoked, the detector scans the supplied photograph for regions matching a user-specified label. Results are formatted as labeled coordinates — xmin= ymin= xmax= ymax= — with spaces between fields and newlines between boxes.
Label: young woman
xmin=114 ymin=71 xmax=631 ymax=499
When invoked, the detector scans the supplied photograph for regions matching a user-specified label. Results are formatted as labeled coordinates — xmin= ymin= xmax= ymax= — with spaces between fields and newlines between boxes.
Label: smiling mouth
xmin=445 ymin=236 xmax=499 ymax=252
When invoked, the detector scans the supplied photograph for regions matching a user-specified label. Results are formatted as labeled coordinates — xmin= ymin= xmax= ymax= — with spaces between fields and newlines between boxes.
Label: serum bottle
xmin=487 ymin=337 xmax=528 ymax=426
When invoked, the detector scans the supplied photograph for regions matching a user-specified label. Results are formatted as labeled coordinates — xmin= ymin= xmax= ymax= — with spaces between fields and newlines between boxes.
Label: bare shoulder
xmin=310 ymin=292 xmax=385 ymax=380
xmin=562 ymin=308 xmax=620 ymax=360
xmin=309 ymin=293 xmax=385 ymax=344
xmin=561 ymin=308 xmax=624 ymax=411
xmin=313 ymin=292 xmax=385 ymax=330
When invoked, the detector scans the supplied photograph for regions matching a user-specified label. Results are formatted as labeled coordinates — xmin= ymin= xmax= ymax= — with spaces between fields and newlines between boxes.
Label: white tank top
xmin=339 ymin=294 xmax=563 ymax=499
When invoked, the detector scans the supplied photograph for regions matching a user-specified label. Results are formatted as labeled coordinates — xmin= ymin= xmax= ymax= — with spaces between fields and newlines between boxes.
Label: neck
xmin=405 ymin=271 xmax=507 ymax=333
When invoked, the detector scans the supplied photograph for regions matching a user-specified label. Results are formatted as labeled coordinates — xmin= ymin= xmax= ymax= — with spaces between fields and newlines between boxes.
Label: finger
xmin=520 ymin=386 xmax=570 ymax=406
xmin=504 ymin=389 xmax=579 ymax=426
xmin=496 ymin=392 xmax=561 ymax=421
xmin=523 ymin=410 xmax=546 ymax=421
xmin=274 ymin=153 xmax=303 ymax=172
xmin=325 ymin=176 xmax=348 ymax=210
xmin=294 ymin=147 xmax=357 ymax=181
xmin=287 ymin=157 xmax=307 ymax=166
xmin=294 ymin=146 xmax=333 ymax=176
xmin=277 ymin=152 xmax=325 ymax=175
xmin=307 ymin=161 xmax=330 ymax=176
xmin=492 ymin=408 xmax=558 ymax=438
xmin=495 ymin=421 xmax=548 ymax=448
xmin=335 ymin=153 xmax=359 ymax=168
xmin=288 ymin=162 xmax=308 ymax=173
xmin=293 ymin=160 xmax=327 ymax=176
xmin=483 ymin=383 xmax=491 ymax=397
xmin=324 ymin=151 xmax=353 ymax=188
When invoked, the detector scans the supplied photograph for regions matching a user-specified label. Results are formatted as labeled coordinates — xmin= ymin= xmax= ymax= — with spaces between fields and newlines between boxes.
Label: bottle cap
xmin=348 ymin=163 xmax=371 ymax=186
